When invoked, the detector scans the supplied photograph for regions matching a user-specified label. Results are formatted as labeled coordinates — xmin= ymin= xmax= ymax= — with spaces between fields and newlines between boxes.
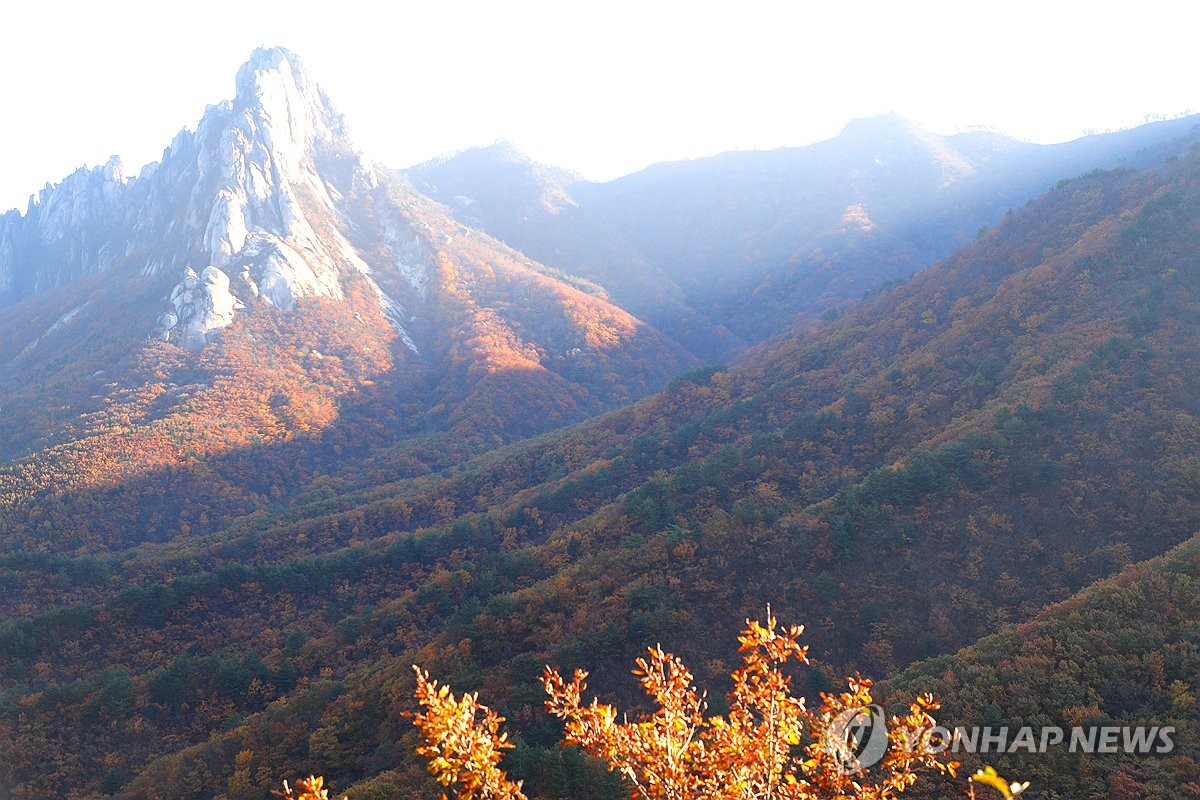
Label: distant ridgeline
xmin=2 ymin=47 xmax=1200 ymax=800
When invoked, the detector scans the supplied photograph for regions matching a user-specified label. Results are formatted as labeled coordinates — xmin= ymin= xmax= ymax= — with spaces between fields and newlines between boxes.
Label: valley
xmin=1 ymin=45 xmax=1199 ymax=800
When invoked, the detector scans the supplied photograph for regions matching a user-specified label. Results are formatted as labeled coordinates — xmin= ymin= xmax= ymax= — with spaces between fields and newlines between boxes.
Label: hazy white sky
xmin=1 ymin=0 xmax=1195 ymax=212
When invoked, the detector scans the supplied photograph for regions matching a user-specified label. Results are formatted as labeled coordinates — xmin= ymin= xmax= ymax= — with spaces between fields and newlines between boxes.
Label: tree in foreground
xmin=406 ymin=610 xmax=1026 ymax=799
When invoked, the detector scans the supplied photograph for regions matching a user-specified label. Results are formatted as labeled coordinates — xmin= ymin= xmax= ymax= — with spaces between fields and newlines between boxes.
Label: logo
xmin=927 ymin=725 xmax=1175 ymax=755
xmin=827 ymin=704 xmax=889 ymax=774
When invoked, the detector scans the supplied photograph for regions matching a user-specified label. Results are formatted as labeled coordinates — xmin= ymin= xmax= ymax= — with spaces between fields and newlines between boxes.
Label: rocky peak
xmin=0 ymin=157 xmax=133 ymax=303
xmin=233 ymin=47 xmax=350 ymax=154
xmin=0 ymin=47 xmax=419 ymax=353
xmin=183 ymin=46 xmax=376 ymax=270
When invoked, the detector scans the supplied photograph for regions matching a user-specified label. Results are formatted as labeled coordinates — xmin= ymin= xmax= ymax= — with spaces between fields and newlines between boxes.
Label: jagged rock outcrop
xmin=0 ymin=46 xmax=416 ymax=351
xmin=0 ymin=157 xmax=132 ymax=303
xmin=158 ymin=266 xmax=244 ymax=351
xmin=181 ymin=47 xmax=376 ymax=301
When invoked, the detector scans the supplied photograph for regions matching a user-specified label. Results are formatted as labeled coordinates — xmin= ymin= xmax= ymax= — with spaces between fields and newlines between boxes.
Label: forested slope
xmin=6 ymin=136 xmax=1200 ymax=798
xmin=887 ymin=533 xmax=1200 ymax=799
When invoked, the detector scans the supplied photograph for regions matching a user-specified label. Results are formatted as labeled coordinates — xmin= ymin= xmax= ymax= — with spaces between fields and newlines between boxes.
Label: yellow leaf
xmin=969 ymin=766 xmax=1029 ymax=798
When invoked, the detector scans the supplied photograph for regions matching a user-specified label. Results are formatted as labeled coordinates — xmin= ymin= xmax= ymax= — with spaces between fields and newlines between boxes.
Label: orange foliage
xmin=412 ymin=667 xmax=528 ymax=800
xmin=413 ymin=612 xmax=982 ymax=800
xmin=274 ymin=774 xmax=346 ymax=800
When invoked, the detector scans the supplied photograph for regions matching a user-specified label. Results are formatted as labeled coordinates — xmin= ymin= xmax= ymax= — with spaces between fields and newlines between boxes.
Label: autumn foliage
xmin=412 ymin=666 xmax=529 ymax=800
xmin=412 ymin=612 xmax=974 ymax=800
xmin=274 ymin=774 xmax=345 ymax=800
xmin=8 ymin=142 xmax=1199 ymax=799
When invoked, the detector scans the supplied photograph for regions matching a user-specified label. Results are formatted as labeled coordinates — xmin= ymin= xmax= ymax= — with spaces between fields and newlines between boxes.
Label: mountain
xmin=0 ymin=47 xmax=377 ymax=321
xmin=410 ymin=113 xmax=1200 ymax=355
xmin=8 ymin=46 xmax=1200 ymax=800
xmin=5 ymin=94 xmax=1200 ymax=799
xmin=407 ymin=142 xmax=744 ymax=361
xmin=0 ymin=48 xmax=696 ymax=556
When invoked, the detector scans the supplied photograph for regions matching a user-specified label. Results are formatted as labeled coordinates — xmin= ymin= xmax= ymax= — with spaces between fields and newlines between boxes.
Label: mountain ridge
xmin=411 ymin=112 xmax=1200 ymax=353
xmin=6 ymin=133 xmax=1200 ymax=798
xmin=4 ymin=46 xmax=1200 ymax=800
xmin=0 ymin=47 xmax=695 ymax=510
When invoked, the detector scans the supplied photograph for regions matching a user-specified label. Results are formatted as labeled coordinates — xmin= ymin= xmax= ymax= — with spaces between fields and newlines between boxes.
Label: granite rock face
xmin=0 ymin=46 xmax=416 ymax=351
xmin=0 ymin=157 xmax=132 ymax=301
xmin=158 ymin=266 xmax=245 ymax=351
